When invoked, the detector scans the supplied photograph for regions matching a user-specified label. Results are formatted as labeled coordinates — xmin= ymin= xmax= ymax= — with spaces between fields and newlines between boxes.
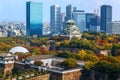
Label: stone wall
xmin=4 ymin=64 xmax=14 ymax=74
xmin=50 ymin=70 xmax=82 ymax=80
xmin=62 ymin=70 xmax=81 ymax=80
xmin=27 ymin=74 xmax=50 ymax=80
xmin=50 ymin=72 xmax=62 ymax=80
xmin=89 ymin=70 xmax=120 ymax=80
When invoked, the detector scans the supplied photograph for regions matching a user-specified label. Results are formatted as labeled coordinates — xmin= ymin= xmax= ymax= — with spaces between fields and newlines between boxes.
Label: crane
xmin=94 ymin=0 xmax=103 ymax=16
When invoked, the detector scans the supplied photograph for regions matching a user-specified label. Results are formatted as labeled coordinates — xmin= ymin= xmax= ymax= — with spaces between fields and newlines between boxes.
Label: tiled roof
xmin=27 ymin=54 xmax=55 ymax=61
xmin=0 ymin=53 xmax=12 ymax=57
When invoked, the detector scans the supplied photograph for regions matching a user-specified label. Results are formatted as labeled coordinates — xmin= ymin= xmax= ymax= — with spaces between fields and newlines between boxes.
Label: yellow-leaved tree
xmin=78 ymin=49 xmax=86 ymax=60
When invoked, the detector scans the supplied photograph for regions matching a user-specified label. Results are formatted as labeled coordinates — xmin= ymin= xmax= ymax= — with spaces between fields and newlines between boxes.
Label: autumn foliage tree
xmin=78 ymin=50 xmax=86 ymax=60
xmin=111 ymin=44 xmax=120 ymax=56
xmin=61 ymin=58 xmax=77 ymax=69
xmin=34 ymin=61 xmax=43 ymax=66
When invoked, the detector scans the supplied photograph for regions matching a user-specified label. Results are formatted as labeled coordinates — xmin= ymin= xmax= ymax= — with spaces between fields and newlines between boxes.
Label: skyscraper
xmin=86 ymin=13 xmax=101 ymax=32
xmin=89 ymin=15 xmax=101 ymax=32
xmin=26 ymin=1 xmax=43 ymax=37
xmin=106 ymin=21 xmax=120 ymax=34
xmin=50 ymin=5 xmax=61 ymax=36
xmin=72 ymin=10 xmax=86 ymax=32
xmin=86 ymin=13 xmax=95 ymax=29
xmin=65 ymin=5 xmax=76 ymax=22
xmin=61 ymin=12 xmax=66 ymax=30
xmin=101 ymin=5 xmax=112 ymax=32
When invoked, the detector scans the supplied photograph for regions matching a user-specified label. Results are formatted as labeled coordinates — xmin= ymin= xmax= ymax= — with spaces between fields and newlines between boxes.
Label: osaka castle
xmin=61 ymin=20 xmax=82 ymax=39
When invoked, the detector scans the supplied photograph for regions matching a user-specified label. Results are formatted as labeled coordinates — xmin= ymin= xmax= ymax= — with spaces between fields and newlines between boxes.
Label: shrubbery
xmin=83 ymin=56 xmax=120 ymax=80
xmin=34 ymin=61 xmax=43 ymax=66
xmin=93 ymin=60 xmax=120 ymax=80
xmin=57 ymin=50 xmax=98 ymax=62
xmin=111 ymin=44 xmax=120 ymax=56
xmin=61 ymin=58 xmax=77 ymax=69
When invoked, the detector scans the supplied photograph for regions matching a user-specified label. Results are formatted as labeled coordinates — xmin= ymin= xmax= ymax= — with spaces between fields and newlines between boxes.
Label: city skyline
xmin=0 ymin=0 xmax=120 ymax=22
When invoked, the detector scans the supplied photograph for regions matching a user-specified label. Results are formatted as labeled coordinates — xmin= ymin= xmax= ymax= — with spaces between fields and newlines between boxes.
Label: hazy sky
xmin=0 ymin=0 xmax=120 ymax=22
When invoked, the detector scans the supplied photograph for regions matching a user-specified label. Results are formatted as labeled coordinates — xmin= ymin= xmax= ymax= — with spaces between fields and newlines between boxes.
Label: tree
xmin=57 ymin=51 xmax=77 ymax=59
xmin=39 ymin=45 xmax=49 ymax=54
xmin=61 ymin=58 xmax=77 ymax=69
xmin=93 ymin=60 xmax=120 ymax=80
xmin=82 ymin=32 xmax=97 ymax=40
xmin=84 ymin=54 xmax=99 ymax=62
xmin=5 ymin=71 xmax=12 ymax=78
xmin=104 ymin=44 xmax=112 ymax=50
xmin=93 ymin=60 xmax=111 ymax=73
xmin=102 ymin=56 xmax=120 ymax=64
xmin=86 ymin=50 xmax=94 ymax=55
xmin=78 ymin=50 xmax=86 ymax=60
xmin=55 ymin=42 xmax=61 ymax=46
xmin=84 ymin=61 xmax=94 ymax=70
xmin=98 ymin=54 xmax=104 ymax=59
xmin=111 ymin=44 xmax=120 ymax=56
xmin=30 ymin=47 xmax=42 ymax=55
xmin=60 ymin=40 xmax=70 ymax=47
xmin=0 ymin=68 xmax=3 ymax=78
xmin=34 ymin=61 xmax=43 ymax=66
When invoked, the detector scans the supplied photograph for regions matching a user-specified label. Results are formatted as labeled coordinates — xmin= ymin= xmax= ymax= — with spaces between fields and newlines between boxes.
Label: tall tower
xmin=65 ymin=5 xmax=76 ymax=22
xmin=101 ymin=5 xmax=112 ymax=32
xmin=86 ymin=13 xmax=95 ymax=29
xmin=72 ymin=10 xmax=86 ymax=32
xmin=61 ymin=12 xmax=66 ymax=30
xmin=26 ymin=1 xmax=43 ymax=37
xmin=50 ymin=5 xmax=61 ymax=36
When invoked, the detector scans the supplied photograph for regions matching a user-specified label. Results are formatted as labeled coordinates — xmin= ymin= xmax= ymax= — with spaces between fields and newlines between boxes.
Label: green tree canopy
xmin=61 ymin=58 xmax=77 ymax=69
xmin=34 ymin=61 xmax=43 ymax=66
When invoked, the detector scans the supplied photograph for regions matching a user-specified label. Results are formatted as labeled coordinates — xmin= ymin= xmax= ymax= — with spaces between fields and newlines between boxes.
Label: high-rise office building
xmin=72 ymin=10 xmax=86 ymax=32
xmin=61 ymin=12 xmax=66 ymax=30
xmin=86 ymin=13 xmax=95 ymax=29
xmin=89 ymin=15 xmax=101 ymax=32
xmin=86 ymin=13 xmax=101 ymax=32
xmin=50 ymin=5 xmax=61 ymax=36
xmin=26 ymin=1 xmax=43 ymax=37
xmin=65 ymin=5 xmax=76 ymax=22
xmin=101 ymin=5 xmax=112 ymax=32
xmin=43 ymin=22 xmax=51 ymax=35
xmin=106 ymin=21 xmax=120 ymax=34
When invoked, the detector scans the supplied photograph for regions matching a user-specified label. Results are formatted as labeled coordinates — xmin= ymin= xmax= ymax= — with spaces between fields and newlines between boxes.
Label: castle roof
xmin=62 ymin=20 xmax=81 ymax=35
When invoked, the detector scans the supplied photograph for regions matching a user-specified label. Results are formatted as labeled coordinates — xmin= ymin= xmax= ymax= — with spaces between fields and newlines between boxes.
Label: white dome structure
xmin=9 ymin=46 xmax=29 ymax=54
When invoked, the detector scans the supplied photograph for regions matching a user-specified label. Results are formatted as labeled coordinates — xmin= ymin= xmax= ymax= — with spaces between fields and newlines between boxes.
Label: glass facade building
xmin=106 ymin=21 xmax=120 ymax=34
xmin=65 ymin=5 xmax=76 ymax=22
xmin=86 ymin=13 xmax=101 ymax=31
xmin=26 ymin=1 xmax=43 ymax=37
xmin=72 ymin=10 xmax=86 ymax=32
xmin=86 ymin=13 xmax=95 ymax=29
xmin=101 ymin=5 xmax=112 ymax=32
xmin=50 ymin=5 xmax=61 ymax=36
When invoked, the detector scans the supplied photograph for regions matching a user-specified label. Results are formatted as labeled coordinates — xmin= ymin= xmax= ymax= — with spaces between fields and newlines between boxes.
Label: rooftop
xmin=9 ymin=46 xmax=29 ymax=54
xmin=26 ymin=54 xmax=55 ymax=61
xmin=0 ymin=53 xmax=11 ymax=57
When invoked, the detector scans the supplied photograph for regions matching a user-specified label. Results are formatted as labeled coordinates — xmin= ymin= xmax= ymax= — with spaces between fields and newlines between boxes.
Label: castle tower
xmin=61 ymin=20 xmax=82 ymax=40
